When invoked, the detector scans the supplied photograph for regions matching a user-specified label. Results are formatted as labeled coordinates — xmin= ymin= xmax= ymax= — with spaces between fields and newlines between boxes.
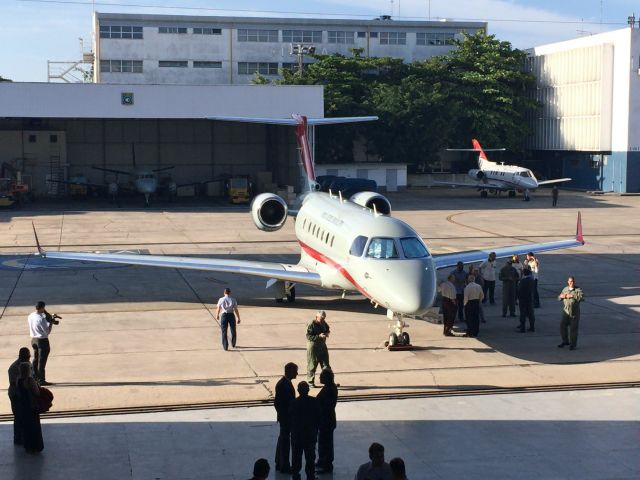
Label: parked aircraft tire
xmin=480 ymin=191 xmax=488 ymax=198
xmin=401 ymin=332 xmax=410 ymax=345
xmin=389 ymin=333 xmax=398 ymax=347
xmin=286 ymin=286 xmax=296 ymax=303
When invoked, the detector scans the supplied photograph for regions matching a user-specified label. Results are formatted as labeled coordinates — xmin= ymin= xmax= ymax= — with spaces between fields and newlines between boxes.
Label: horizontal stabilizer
xmin=208 ymin=115 xmax=378 ymax=125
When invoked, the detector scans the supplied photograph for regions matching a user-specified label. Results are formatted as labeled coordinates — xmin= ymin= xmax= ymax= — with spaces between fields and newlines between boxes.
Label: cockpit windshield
xmin=519 ymin=171 xmax=532 ymax=178
xmin=366 ymin=238 xmax=398 ymax=259
xmin=400 ymin=237 xmax=429 ymax=258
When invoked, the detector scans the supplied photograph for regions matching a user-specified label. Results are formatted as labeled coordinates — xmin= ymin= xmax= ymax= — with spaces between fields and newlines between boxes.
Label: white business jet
xmin=33 ymin=116 xmax=584 ymax=344
xmin=436 ymin=139 xmax=572 ymax=200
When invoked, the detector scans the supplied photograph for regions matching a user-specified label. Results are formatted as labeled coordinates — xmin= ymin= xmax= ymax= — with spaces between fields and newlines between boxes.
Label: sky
xmin=0 ymin=0 xmax=637 ymax=82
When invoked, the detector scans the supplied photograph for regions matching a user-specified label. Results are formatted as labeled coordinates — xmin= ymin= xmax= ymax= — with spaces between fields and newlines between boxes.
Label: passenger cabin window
xmin=349 ymin=236 xmax=368 ymax=256
xmin=400 ymin=237 xmax=429 ymax=258
xmin=366 ymin=238 xmax=398 ymax=259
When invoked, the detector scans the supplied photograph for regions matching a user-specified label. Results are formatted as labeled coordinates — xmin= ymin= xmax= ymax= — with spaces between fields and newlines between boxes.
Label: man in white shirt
xmin=354 ymin=442 xmax=393 ymax=480
xmin=215 ymin=288 xmax=241 ymax=351
xmin=28 ymin=301 xmax=53 ymax=385
xmin=464 ymin=275 xmax=484 ymax=338
xmin=438 ymin=274 xmax=457 ymax=336
xmin=478 ymin=252 xmax=497 ymax=305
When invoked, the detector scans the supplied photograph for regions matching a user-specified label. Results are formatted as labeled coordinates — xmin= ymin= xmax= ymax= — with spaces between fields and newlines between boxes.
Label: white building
xmin=94 ymin=13 xmax=486 ymax=85
xmin=527 ymin=26 xmax=640 ymax=193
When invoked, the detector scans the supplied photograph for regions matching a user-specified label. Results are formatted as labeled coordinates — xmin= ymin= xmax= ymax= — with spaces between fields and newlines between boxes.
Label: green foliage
xmin=0 ymin=75 xmax=12 ymax=82
xmin=274 ymin=32 xmax=539 ymax=167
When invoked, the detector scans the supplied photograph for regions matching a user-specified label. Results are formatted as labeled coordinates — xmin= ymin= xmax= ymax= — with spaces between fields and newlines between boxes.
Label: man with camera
xmin=28 ymin=301 xmax=59 ymax=386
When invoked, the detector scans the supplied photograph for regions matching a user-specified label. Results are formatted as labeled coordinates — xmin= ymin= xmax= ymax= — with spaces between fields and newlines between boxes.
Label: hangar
xmin=0 ymin=82 xmax=324 ymax=200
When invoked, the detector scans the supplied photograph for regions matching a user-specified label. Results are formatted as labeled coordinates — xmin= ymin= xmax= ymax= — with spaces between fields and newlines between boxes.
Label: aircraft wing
xmin=92 ymin=166 xmax=131 ymax=176
xmin=432 ymin=212 xmax=584 ymax=270
xmin=46 ymin=179 xmax=108 ymax=190
xmin=30 ymin=226 xmax=321 ymax=286
xmin=537 ymin=178 xmax=572 ymax=186
xmin=433 ymin=181 xmax=506 ymax=190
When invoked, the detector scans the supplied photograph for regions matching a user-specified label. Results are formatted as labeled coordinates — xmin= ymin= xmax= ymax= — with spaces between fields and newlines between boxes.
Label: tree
xmin=0 ymin=75 xmax=12 ymax=82
xmin=439 ymin=32 xmax=539 ymax=154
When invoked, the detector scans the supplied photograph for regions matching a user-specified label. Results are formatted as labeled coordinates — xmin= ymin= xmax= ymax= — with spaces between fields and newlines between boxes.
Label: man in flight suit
xmin=499 ymin=260 xmax=519 ymax=318
xmin=558 ymin=276 xmax=584 ymax=350
xmin=306 ymin=311 xmax=330 ymax=387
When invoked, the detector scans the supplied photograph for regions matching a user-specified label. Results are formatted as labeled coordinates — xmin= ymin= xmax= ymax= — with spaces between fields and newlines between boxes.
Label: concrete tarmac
xmin=1 ymin=387 xmax=638 ymax=479
xmin=0 ymin=189 xmax=639 ymax=415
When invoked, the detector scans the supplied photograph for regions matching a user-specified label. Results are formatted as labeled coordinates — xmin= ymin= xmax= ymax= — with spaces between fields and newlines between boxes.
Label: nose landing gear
xmin=386 ymin=310 xmax=413 ymax=350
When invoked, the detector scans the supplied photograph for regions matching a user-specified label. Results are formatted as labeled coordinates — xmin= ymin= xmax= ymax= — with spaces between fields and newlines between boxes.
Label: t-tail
xmin=472 ymin=138 xmax=492 ymax=170
xmin=207 ymin=114 xmax=378 ymax=192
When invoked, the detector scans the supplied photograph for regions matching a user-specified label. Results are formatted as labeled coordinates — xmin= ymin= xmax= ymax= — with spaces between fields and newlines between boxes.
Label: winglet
xmin=32 ymin=222 xmax=46 ymax=256
xmin=576 ymin=212 xmax=584 ymax=244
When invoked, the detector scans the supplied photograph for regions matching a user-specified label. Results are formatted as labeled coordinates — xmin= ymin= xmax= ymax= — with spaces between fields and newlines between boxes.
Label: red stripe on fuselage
xmin=299 ymin=241 xmax=373 ymax=301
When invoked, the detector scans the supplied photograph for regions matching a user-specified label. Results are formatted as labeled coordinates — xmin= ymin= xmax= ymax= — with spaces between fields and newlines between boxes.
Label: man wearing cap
xmin=306 ymin=311 xmax=331 ymax=387
xmin=499 ymin=260 xmax=519 ymax=318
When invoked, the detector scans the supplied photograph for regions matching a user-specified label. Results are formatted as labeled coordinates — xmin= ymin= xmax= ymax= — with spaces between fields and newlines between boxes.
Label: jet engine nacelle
xmin=349 ymin=191 xmax=392 ymax=215
xmin=250 ymin=193 xmax=288 ymax=232
xmin=469 ymin=169 xmax=485 ymax=180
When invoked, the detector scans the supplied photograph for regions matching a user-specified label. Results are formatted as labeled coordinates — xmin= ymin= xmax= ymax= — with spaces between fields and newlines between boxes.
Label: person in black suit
xmin=316 ymin=368 xmax=338 ymax=474
xmin=274 ymin=362 xmax=298 ymax=473
xmin=517 ymin=268 xmax=536 ymax=332
xmin=290 ymin=381 xmax=320 ymax=480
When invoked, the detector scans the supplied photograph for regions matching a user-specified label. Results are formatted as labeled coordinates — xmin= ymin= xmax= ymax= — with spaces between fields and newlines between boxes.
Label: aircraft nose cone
xmin=380 ymin=258 xmax=437 ymax=315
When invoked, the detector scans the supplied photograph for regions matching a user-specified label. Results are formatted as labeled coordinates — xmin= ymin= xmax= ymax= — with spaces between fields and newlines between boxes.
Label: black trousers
xmin=9 ymin=392 xmax=22 ymax=444
xmin=275 ymin=422 xmax=291 ymax=470
xmin=317 ymin=426 xmax=335 ymax=470
xmin=533 ymin=279 xmax=540 ymax=307
xmin=456 ymin=293 xmax=465 ymax=321
xmin=502 ymin=283 xmax=516 ymax=316
xmin=483 ymin=280 xmax=496 ymax=304
xmin=291 ymin=438 xmax=316 ymax=480
xmin=31 ymin=338 xmax=50 ymax=382
xmin=220 ymin=313 xmax=236 ymax=350
xmin=519 ymin=302 xmax=535 ymax=330
xmin=465 ymin=300 xmax=480 ymax=337
xmin=442 ymin=298 xmax=456 ymax=334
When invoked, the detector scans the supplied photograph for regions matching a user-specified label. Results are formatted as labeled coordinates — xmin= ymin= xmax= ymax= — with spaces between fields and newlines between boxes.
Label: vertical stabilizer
xmin=472 ymin=139 xmax=491 ymax=169
xmin=292 ymin=114 xmax=316 ymax=190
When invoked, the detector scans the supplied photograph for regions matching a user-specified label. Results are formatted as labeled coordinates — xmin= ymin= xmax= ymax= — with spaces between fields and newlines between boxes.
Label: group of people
xmin=439 ymin=252 xmax=584 ymax=349
xmin=249 ymin=442 xmax=408 ymax=480
xmin=6 ymin=300 xmax=59 ymax=454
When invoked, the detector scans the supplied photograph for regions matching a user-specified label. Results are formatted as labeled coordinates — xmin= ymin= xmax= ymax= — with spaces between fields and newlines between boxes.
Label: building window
xmin=49 ymin=134 xmax=58 ymax=143
xmin=281 ymin=62 xmax=312 ymax=71
xmin=379 ymin=32 xmax=406 ymax=45
xmin=100 ymin=60 xmax=143 ymax=73
xmin=416 ymin=32 xmax=455 ymax=46
xmin=357 ymin=31 xmax=367 ymax=38
xmin=28 ymin=134 xmax=37 ymax=143
xmin=193 ymin=61 xmax=222 ymax=68
xmin=193 ymin=27 xmax=221 ymax=35
xmin=238 ymin=62 xmax=278 ymax=75
xmin=100 ymin=25 xmax=143 ymax=39
xmin=328 ymin=31 xmax=354 ymax=44
xmin=159 ymin=26 xmax=187 ymax=34
xmin=159 ymin=60 xmax=188 ymax=68
xmin=237 ymin=29 xmax=278 ymax=42
xmin=282 ymin=30 xmax=322 ymax=43
xmin=369 ymin=32 xmax=379 ymax=38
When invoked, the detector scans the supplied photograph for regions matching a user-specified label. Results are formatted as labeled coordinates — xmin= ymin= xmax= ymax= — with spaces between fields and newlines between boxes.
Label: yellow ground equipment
xmin=227 ymin=176 xmax=252 ymax=204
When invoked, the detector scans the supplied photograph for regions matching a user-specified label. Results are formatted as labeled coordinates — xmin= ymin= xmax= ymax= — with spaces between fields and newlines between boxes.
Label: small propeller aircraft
xmin=436 ymin=139 xmax=572 ymax=200
xmin=33 ymin=116 xmax=584 ymax=345
xmin=49 ymin=144 xmax=176 ymax=207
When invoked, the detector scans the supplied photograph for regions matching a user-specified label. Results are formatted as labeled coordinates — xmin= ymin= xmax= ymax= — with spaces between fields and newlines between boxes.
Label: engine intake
xmin=251 ymin=193 xmax=288 ymax=231
xmin=349 ymin=191 xmax=392 ymax=215
xmin=468 ymin=169 xmax=485 ymax=180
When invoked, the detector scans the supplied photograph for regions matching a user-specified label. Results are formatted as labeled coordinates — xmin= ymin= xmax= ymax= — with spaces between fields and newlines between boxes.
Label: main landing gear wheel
xmin=286 ymin=286 xmax=296 ymax=303
xmin=480 ymin=191 xmax=488 ymax=198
